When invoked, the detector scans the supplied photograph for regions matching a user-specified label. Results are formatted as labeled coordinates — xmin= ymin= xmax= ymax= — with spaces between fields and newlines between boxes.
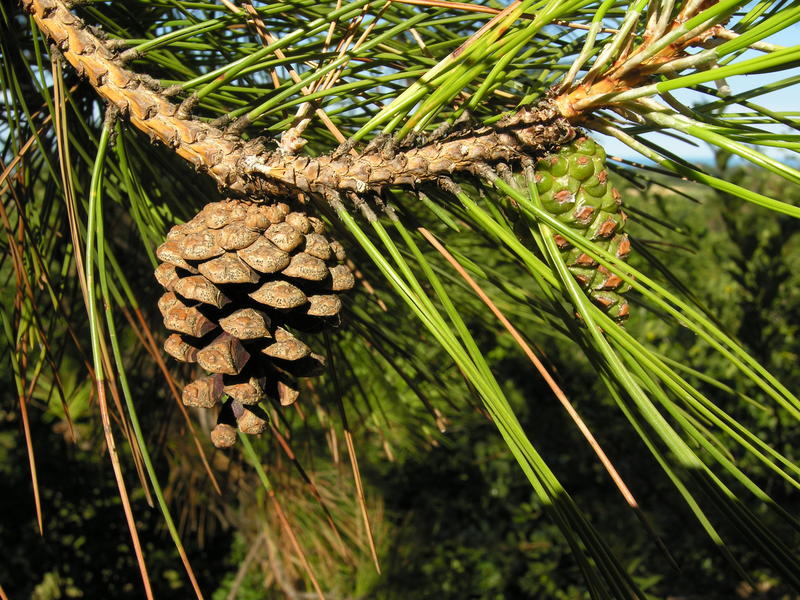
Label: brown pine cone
xmin=155 ymin=199 xmax=355 ymax=447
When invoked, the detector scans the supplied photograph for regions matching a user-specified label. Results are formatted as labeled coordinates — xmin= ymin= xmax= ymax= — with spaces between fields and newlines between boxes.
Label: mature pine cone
xmin=532 ymin=136 xmax=631 ymax=320
xmin=155 ymin=199 xmax=355 ymax=447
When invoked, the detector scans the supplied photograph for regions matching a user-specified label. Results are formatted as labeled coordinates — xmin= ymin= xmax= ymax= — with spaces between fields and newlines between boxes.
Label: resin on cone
xmin=155 ymin=199 xmax=355 ymax=447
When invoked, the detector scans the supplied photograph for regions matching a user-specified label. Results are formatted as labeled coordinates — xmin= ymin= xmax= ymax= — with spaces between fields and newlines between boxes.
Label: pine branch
xmin=24 ymin=0 xmax=576 ymax=202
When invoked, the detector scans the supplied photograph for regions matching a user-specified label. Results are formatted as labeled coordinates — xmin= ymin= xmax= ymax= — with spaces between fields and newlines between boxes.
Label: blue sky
xmin=595 ymin=25 xmax=800 ymax=162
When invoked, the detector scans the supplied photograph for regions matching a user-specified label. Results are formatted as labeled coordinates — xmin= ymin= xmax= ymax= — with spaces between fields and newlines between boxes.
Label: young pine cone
xmin=531 ymin=137 xmax=631 ymax=320
xmin=155 ymin=199 xmax=355 ymax=447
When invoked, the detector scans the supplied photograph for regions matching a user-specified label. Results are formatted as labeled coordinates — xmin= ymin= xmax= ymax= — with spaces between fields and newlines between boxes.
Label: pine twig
xmin=24 ymin=0 xmax=576 ymax=202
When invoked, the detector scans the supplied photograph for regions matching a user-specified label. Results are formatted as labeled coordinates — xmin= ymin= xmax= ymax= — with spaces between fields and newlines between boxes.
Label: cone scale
xmin=155 ymin=199 xmax=355 ymax=447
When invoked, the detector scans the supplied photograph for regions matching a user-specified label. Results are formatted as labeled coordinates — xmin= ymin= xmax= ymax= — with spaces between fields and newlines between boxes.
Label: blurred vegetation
xmin=3 ymin=162 xmax=799 ymax=599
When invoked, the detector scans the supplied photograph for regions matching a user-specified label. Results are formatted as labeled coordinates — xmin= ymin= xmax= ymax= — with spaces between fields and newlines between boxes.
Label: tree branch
xmin=24 ymin=0 xmax=576 ymax=201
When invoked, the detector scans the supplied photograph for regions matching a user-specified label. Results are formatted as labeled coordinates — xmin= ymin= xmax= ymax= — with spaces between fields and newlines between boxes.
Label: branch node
xmin=134 ymin=73 xmax=163 ymax=91
xmin=348 ymin=192 xmax=377 ymax=223
xmin=495 ymin=162 xmax=513 ymax=185
xmin=331 ymin=138 xmax=357 ymax=159
xmin=362 ymin=134 xmax=396 ymax=159
xmin=116 ymin=48 xmax=141 ymax=64
xmin=438 ymin=177 xmax=463 ymax=196
xmin=103 ymin=103 xmax=121 ymax=144
xmin=209 ymin=113 xmax=235 ymax=129
xmin=86 ymin=25 xmax=108 ymax=41
xmin=176 ymin=92 xmax=200 ymax=121
xmin=475 ymin=162 xmax=498 ymax=183
xmin=323 ymin=189 xmax=346 ymax=213
xmin=278 ymin=124 xmax=309 ymax=156
xmin=427 ymin=108 xmax=477 ymax=143
xmin=105 ymin=40 xmax=131 ymax=57
xmin=381 ymin=201 xmax=400 ymax=222
xmin=226 ymin=115 xmax=253 ymax=137
xmin=48 ymin=43 xmax=65 ymax=65
xmin=162 ymin=85 xmax=184 ymax=98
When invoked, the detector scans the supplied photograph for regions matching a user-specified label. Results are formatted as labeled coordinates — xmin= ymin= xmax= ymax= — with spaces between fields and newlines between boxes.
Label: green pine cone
xmin=533 ymin=136 xmax=632 ymax=321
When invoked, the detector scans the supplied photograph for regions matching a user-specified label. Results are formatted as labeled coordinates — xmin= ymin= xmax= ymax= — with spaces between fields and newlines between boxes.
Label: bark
xmin=23 ymin=0 xmax=576 ymax=201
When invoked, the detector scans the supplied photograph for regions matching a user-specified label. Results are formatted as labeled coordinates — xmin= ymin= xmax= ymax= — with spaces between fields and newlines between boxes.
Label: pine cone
xmin=155 ymin=199 xmax=355 ymax=447
xmin=532 ymin=136 xmax=631 ymax=320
